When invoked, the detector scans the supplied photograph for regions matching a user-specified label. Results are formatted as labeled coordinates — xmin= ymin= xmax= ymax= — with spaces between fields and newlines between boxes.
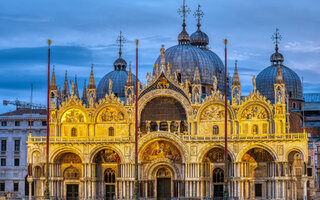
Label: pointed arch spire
xmin=193 ymin=66 xmax=201 ymax=84
xmin=74 ymin=74 xmax=79 ymax=97
xmin=50 ymin=65 xmax=57 ymax=90
xmin=88 ymin=64 xmax=96 ymax=89
xmin=232 ymin=60 xmax=240 ymax=86
xmin=81 ymin=79 xmax=87 ymax=103
xmin=275 ymin=64 xmax=285 ymax=84
xmin=61 ymin=70 xmax=70 ymax=99
xmin=126 ymin=61 xmax=134 ymax=86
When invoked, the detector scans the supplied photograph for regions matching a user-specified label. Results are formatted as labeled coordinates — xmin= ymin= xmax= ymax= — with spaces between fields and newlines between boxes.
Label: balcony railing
xmin=28 ymin=132 xmax=306 ymax=143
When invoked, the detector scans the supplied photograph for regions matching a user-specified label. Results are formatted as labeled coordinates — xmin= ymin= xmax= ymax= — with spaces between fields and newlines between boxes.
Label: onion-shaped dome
xmin=270 ymin=52 xmax=284 ymax=65
xmin=256 ymin=64 xmax=302 ymax=101
xmin=190 ymin=30 xmax=209 ymax=47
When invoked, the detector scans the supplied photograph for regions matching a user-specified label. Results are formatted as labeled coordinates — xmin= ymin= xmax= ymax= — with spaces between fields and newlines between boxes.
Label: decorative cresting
xmin=141 ymin=140 xmax=182 ymax=162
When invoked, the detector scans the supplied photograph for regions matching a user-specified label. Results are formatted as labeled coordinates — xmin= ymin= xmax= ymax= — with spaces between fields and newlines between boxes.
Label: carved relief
xmin=61 ymin=109 xmax=85 ymax=123
xmin=241 ymin=105 xmax=268 ymax=120
xmin=157 ymin=78 xmax=170 ymax=89
xmin=201 ymin=104 xmax=229 ymax=121
xmin=142 ymin=141 xmax=181 ymax=162
xmin=97 ymin=106 xmax=125 ymax=122
xmin=32 ymin=151 xmax=41 ymax=163
xmin=64 ymin=166 xmax=80 ymax=179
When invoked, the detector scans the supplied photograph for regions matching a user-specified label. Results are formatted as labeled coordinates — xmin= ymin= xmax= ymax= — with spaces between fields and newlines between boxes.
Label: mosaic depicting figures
xmin=57 ymin=153 xmax=82 ymax=164
xmin=200 ymin=104 xmax=229 ymax=121
xmin=241 ymin=105 xmax=268 ymax=120
xmin=241 ymin=148 xmax=274 ymax=163
xmin=203 ymin=148 xmax=230 ymax=162
xmin=61 ymin=109 xmax=85 ymax=123
xmin=94 ymin=149 xmax=121 ymax=163
xmin=97 ymin=106 xmax=125 ymax=122
xmin=142 ymin=141 xmax=181 ymax=162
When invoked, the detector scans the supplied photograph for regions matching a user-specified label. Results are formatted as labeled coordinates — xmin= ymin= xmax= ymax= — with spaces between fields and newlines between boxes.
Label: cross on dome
xmin=271 ymin=28 xmax=282 ymax=52
xmin=117 ymin=31 xmax=126 ymax=58
xmin=194 ymin=4 xmax=204 ymax=30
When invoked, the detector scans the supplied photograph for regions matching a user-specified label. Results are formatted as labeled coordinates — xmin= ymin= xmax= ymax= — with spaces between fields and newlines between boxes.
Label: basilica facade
xmin=27 ymin=2 xmax=310 ymax=200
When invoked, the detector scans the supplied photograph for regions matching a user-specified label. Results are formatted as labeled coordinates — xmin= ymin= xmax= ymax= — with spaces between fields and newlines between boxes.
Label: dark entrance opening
xmin=66 ymin=184 xmax=79 ymax=200
xmin=105 ymin=185 xmax=115 ymax=200
xmin=214 ymin=184 xmax=224 ymax=198
xmin=255 ymin=183 xmax=262 ymax=197
xmin=157 ymin=178 xmax=171 ymax=200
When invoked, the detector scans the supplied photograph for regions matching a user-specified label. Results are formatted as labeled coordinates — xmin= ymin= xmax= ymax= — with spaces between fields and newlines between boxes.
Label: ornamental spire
xmin=194 ymin=4 xmax=204 ymax=31
xmin=272 ymin=28 xmax=282 ymax=53
xmin=81 ymin=80 xmax=87 ymax=103
xmin=117 ymin=31 xmax=126 ymax=58
xmin=232 ymin=60 xmax=241 ymax=86
xmin=126 ymin=61 xmax=134 ymax=86
xmin=87 ymin=64 xmax=96 ymax=89
xmin=61 ymin=70 xmax=70 ymax=99
xmin=74 ymin=74 xmax=79 ymax=97
xmin=50 ymin=65 xmax=57 ymax=90
xmin=193 ymin=66 xmax=201 ymax=84
xmin=275 ymin=64 xmax=285 ymax=84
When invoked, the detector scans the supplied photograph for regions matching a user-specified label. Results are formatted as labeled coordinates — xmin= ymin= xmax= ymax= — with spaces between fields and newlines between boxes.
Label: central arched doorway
xmin=92 ymin=148 xmax=121 ymax=199
xmin=156 ymin=167 xmax=172 ymax=200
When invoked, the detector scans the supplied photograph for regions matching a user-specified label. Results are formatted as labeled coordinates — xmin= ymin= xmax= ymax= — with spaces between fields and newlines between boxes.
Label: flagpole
xmin=134 ymin=39 xmax=139 ymax=200
xmin=44 ymin=39 xmax=51 ymax=199
xmin=224 ymin=39 xmax=229 ymax=200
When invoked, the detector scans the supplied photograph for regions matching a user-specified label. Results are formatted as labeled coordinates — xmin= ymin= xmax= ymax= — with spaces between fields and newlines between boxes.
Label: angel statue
xmin=252 ymin=76 xmax=256 ymax=92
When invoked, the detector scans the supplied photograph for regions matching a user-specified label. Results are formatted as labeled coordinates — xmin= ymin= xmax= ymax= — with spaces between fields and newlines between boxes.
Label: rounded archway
xmin=140 ymin=96 xmax=187 ymax=133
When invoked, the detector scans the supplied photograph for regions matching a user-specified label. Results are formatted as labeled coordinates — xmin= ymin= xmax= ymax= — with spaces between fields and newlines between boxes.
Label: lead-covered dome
xmin=256 ymin=63 xmax=302 ymax=101
xmin=190 ymin=30 xmax=209 ymax=47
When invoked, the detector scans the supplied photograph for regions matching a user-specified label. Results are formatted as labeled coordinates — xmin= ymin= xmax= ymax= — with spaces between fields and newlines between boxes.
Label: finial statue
xmin=212 ymin=75 xmax=217 ymax=93
xmin=108 ymin=78 xmax=113 ymax=95
xmin=252 ymin=76 xmax=256 ymax=93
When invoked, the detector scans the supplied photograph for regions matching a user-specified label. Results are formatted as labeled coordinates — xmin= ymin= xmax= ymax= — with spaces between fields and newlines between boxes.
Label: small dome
xmin=97 ymin=69 xmax=137 ymax=99
xmin=256 ymin=64 xmax=303 ymax=101
xmin=190 ymin=30 xmax=209 ymax=47
xmin=270 ymin=52 xmax=284 ymax=64
xmin=178 ymin=29 xmax=190 ymax=44
xmin=113 ymin=57 xmax=127 ymax=71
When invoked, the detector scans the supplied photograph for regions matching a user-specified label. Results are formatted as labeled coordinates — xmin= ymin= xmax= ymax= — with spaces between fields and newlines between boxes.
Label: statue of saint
xmin=212 ymin=75 xmax=217 ymax=93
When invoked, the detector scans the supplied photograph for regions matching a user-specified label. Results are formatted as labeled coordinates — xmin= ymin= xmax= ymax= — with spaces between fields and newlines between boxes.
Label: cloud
xmin=284 ymin=41 xmax=320 ymax=52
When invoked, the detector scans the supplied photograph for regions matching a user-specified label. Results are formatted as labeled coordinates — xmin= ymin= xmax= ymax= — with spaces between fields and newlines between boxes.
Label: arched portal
xmin=202 ymin=148 xmax=231 ymax=198
xmin=92 ymin=149 xmax=121 ymax=199
xmin=156 ymin=167 xmax=172 ymax=200
xmin=53 ymin=152 xmax=82 ymax=199
xmin=288 ymin=150 xmax=304 ymax=200
xmin=241 ymin=148 xmax=274 ymax=198
xmin=140 ymin=97 xmax=187 ymax=134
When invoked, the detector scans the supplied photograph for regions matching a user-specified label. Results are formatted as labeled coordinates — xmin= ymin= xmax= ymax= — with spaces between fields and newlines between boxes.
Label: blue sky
xmin=0 ymin=0 xmax=319 ymax=113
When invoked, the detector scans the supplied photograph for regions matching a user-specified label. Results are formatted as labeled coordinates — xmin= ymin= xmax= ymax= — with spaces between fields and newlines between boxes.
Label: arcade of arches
xmin=27 ymin=88 xmax=309 ymax=199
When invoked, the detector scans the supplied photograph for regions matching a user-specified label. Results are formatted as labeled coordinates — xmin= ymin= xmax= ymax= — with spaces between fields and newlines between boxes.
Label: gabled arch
xmin=59 ymin=108 xmax=88 ymax=124
xmin=237 ymin=100 xmax=272 ymax=121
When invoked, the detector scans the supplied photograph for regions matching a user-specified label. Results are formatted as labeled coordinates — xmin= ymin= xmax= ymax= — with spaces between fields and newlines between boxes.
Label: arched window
xmin=213 ymin=125 xmax=219 ymax=135
xmin=252 ymin=125 xmax=258 ymax=134
xmin=213 ymin=168 xmax=224 ymax=183
xmin=104 ymin=168 xmax=116 ymax=183
xmin=108 ymin=127 xmax=114 ymax=136
xmin=71 ymin=127 xmax=77 ymax=137
xmin=292 ymin=102 xmax=296 ymax=108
